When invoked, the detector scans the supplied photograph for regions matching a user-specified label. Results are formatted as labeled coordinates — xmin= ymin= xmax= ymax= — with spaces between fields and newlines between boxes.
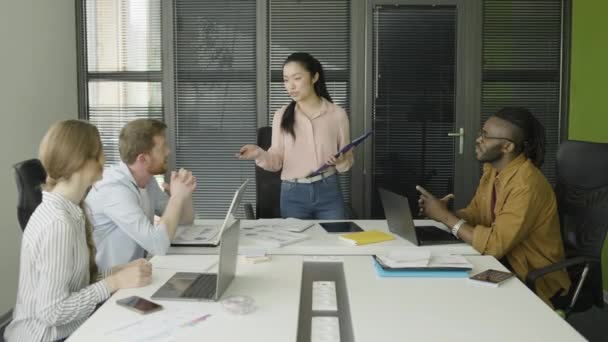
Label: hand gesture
xmin=237 ymin=144 xmax=262 ymax=160
xmin=324 ymin=149 xmax=353 ymax=166
xmin=163 ymin=168 xmax=196 ymax=200
xmin=416 ymin=185 xmax=452 ymax=222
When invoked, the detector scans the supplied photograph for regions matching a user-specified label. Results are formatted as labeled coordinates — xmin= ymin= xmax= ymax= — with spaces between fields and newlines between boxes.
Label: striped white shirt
xmin=4 ymin=192 xmax=111 ymax=342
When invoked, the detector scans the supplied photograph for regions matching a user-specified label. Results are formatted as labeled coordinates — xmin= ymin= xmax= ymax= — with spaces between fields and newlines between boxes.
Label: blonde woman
xmin=5 ymin=120 xmax=153 ymax=342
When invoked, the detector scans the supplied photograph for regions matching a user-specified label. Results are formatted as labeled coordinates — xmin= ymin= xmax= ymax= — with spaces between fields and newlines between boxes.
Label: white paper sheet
xmin=173 ymin=224 xmax=221 ymax=244
xmin=241 ymin=218 xmax=315 ymax=233
xmin=104 ymin=308 xmax=211 ymax=342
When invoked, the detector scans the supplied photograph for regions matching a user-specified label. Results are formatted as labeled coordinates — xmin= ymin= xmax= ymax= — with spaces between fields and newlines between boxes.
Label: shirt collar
xmin=117 ymin=161 xmax=140 ymax=189
xmin=43 ymin=191 xmax=84 ymax=221
xmin=296 ymin=97 xmax=329 ymax=120
xmin=493 ymin=154 xmax=527 ymax=186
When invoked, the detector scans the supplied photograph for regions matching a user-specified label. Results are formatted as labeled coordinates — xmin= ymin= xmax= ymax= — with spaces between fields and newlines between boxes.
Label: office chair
xmin=13 ymin=158 xmax=46 ymax=231
xmin=526 ymin=140 xmax=608 ymax=318
xmin=244 ymin=126 xmax=282 ymax=219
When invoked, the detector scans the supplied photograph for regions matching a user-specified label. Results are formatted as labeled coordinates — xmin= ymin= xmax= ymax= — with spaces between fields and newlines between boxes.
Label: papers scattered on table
xmin=375 ymin=251 xmax=473 ymax=270
xmin=104 ymin=308 xmax=211 ymax=342
xmin=242 ymin=218 xmax=315 ymax=233
xmin=243 ymin=228 xmax=309 ymax=247
xmin=172 ymin=224 xmax=221 ymax=245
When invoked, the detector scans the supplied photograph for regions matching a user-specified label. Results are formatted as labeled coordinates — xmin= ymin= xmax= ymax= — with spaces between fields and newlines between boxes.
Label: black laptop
xmin=378 ymin=188 xmax=460 ymax=246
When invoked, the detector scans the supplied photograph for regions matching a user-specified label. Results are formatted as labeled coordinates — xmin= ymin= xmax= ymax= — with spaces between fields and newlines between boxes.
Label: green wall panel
xmin=569 ymin=0 xmax=608 ymax=143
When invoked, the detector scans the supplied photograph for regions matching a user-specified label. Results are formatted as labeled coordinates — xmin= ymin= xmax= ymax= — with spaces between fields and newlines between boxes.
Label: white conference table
xmin=69 ymin=255 xmax=584 ymax=342
xmin=168 ymin=219 xmax=479 ymax=256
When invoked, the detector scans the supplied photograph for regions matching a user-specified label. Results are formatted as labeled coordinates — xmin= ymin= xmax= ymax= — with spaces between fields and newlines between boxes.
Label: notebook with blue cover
xmin=373 ymin=259 xmax=470 ymax=278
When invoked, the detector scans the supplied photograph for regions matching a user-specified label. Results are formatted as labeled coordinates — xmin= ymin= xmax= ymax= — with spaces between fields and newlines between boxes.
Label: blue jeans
xmin=280 ymin=175 xmax=346 ymax=220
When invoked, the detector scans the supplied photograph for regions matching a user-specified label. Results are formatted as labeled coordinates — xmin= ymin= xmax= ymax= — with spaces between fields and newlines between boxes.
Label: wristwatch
xmin=451 ymin=219 xmax=466 ymax=238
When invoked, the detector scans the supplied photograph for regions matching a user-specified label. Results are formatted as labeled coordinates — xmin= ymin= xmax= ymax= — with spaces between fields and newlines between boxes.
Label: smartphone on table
xmin=116 ymin=296 xmax=163 ymax=314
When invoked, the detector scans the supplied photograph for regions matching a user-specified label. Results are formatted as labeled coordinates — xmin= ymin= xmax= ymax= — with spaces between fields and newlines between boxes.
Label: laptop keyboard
xmin=416 ymin=225 xmax=460 ymax=244
xmin=181 ymin=273 xmax=218 ymax=299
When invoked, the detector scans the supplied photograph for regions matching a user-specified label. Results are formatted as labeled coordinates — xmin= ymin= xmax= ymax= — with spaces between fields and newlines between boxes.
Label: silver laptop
xmin=152 ymin=219 xmax=240 ymax=301
xmin=171 ymin=179 xmax=249 ymax=247
xmin=378 ymin=188 xmax=460 ymax=246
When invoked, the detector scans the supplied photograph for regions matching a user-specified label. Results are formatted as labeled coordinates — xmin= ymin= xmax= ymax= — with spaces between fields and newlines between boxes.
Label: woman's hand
xmin=324 ymin=150 xmax=353 ymax=166
xmin=109 ymin=258 xmax=149 ymax=275
xmin=105 ymin=259 xmax=152 ymax=292
xmin=237 ymin=144 xmax=262 ymax=160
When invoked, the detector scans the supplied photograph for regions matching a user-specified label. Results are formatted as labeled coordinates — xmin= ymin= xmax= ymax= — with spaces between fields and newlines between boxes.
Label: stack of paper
xmin=376 ymin=250 xmax=432 ymax=268
xmin=243 ymin=228 xmax=309 ymax=247
xmin=373 ymin=251 xmax=472 ymax=278
xmin=242 ymin=218 xmax=315 ymax=233
xmin=375 ymin=251 xmax=473 ymax=270
xmin=339 ymin=230 xmax=394 ymax=245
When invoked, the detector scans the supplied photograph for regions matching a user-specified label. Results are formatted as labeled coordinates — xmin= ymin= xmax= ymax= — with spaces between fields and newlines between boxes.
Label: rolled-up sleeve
xmin=471 ymin=186 xmax=539 ymax=259
xmin=102 ymin=185 xmax=171 ymax=256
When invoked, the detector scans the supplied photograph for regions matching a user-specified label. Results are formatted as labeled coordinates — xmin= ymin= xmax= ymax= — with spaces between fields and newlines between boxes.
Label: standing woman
xmin=5 ymin=120 xmax=152 ymax=342
xmin=239 ymin=52 xmax=353 ymax=219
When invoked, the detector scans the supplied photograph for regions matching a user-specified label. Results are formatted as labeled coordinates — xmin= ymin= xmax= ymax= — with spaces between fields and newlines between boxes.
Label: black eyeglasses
xmin=477 ymin=130 xmax=515 ymax=143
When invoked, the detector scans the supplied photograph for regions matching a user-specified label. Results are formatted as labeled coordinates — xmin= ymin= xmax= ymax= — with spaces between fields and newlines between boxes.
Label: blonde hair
xmin=39 ymin=120 xmax=104 ymax=283
xmin=119 ymin=119 xmax=167 ymax=164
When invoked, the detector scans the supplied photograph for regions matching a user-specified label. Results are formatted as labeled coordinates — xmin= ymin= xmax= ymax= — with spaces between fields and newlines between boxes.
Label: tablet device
xmin=319 ymin=221 xmax=364 ymax=233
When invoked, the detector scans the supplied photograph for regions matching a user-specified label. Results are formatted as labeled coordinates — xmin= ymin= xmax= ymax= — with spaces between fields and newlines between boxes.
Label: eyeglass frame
xmin=477 ymin=129 xmax=516 ymax=144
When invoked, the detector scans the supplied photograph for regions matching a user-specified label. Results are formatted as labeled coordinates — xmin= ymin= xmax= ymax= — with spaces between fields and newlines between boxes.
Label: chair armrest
xmin=526 ymin=256 xmax=599 ymax=291
xmin=243 ymin=203 xmax=255 ymax=220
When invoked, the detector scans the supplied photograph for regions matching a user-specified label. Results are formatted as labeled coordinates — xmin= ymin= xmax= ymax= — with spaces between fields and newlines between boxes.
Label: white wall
xmin=0 ymin=0 xmax=78 ymax=314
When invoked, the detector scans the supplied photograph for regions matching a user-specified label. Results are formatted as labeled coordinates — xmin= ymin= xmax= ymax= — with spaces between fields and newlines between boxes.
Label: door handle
xmin=447 ymin=127 xmax=464 ymax=155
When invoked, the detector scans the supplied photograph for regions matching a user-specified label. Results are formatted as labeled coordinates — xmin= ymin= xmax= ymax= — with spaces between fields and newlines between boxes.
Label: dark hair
xmin=281 ymin=52 xmax=333 ymax=139
xmin=493 ymin=107 xmax=546 ymax=168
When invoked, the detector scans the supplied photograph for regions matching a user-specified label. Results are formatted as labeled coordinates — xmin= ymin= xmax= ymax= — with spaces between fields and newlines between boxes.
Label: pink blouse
xmin=256 ymin=98 xmax=354 ymax=180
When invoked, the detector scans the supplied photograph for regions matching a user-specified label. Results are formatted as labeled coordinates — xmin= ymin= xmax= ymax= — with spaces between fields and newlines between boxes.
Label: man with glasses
xmin=416 ymin=107 xmax=570 ymax=307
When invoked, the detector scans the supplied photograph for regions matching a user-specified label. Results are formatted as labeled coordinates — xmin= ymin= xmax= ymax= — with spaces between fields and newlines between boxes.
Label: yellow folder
xmin=339 ymin=230 xmax=395 ymax=245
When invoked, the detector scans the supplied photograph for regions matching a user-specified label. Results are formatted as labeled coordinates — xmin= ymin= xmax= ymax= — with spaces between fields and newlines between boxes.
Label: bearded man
xmin=86 ymin=119 xmax=196 ymax=271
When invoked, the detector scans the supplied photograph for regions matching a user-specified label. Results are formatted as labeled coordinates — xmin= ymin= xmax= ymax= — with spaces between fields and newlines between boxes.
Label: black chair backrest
xmin=555 ymin=140 xmax=608 ymax=307
xmin=255 ymin=126 xmax=282 ymax=218
xmin=556 ymin=140 xmax=608 ymax=256
xmin=13 ymin=159 xmax=46 ymax=231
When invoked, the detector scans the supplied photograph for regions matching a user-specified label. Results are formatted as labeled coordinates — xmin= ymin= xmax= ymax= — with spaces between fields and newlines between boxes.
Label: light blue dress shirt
xmin=85 ymin=162 xmax=170 ymax=271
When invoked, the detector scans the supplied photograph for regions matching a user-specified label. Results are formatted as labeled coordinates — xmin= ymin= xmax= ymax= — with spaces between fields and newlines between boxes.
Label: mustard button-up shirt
xmin=458 ymin=154 xmax=570 ymax=306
